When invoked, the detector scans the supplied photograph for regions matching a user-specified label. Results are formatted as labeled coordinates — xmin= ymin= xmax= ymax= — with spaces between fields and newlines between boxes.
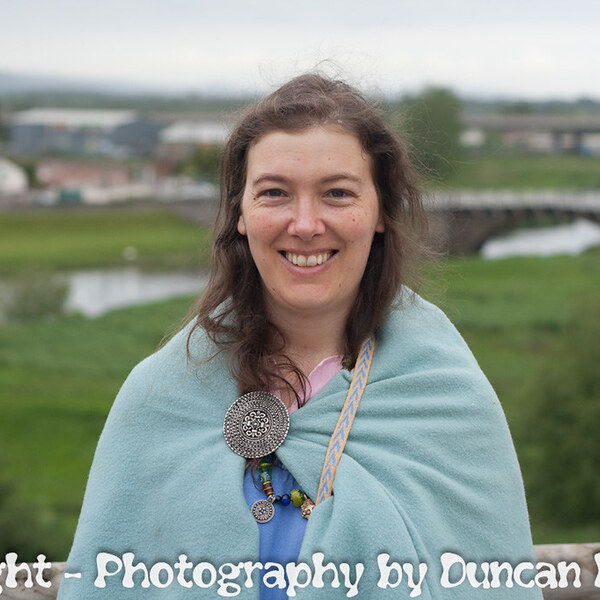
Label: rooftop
xmin=12 ymin=108 xmax=138 ymax=129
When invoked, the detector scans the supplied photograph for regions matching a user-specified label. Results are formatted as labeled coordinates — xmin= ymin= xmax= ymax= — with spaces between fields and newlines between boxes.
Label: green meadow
xmin=0 ymin=207 xmax=211 ymax=275
xmin=0 ymin=207 xmax=599 ymax=559
xmin=440 ymin=153 xmax=600 ymax=190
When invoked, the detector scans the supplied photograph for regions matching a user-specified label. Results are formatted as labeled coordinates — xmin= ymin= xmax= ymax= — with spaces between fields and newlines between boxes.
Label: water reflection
xmin=481 ymin=219 xmax=600 ymax=259
xmin=64 ymin=268 xmax=207 ymax=317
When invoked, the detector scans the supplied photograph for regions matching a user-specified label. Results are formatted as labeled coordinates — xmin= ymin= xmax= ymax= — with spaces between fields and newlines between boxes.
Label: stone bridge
xmin=427 ymin=191 xmax=600 ymax=254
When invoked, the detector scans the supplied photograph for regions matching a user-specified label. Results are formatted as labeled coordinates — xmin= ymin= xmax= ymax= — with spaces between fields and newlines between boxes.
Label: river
xmin=64 ymin=268 xmax=208 ymax=317
xmin=481 ymin=218 xmax=600 ymax=259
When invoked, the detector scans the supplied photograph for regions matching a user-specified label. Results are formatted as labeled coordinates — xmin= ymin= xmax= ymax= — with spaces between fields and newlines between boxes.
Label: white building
xmin=157 ymin=119 xmax=230 ymax=162
xmin=159 ymin=120 xmax=230 ymax=146
xmin=0 ymin=157 xmax=28 ymax=195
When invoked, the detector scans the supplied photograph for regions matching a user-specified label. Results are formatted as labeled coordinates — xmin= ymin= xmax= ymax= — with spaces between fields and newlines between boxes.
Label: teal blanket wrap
xmin=58 ymin=295 xmax=541 ymax=599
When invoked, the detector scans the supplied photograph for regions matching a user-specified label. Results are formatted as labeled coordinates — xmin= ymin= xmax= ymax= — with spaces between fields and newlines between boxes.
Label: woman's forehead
xmin=245 ymin=126 xmax=373 ymax=185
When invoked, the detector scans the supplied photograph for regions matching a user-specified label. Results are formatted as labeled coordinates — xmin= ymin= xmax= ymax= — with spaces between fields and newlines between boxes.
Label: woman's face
xmin=238 ymin=125 xmax=384 ymax=322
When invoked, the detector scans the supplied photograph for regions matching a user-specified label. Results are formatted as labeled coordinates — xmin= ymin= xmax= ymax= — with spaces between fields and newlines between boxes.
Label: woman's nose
xmin=287 ymin=198 xmax=326 ymax=239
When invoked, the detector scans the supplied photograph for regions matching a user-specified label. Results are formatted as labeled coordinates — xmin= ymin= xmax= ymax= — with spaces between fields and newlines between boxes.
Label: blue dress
xmin=243 ymin=459 xmax=307 ymax=599
xmin=242 ymin=355 xmax=343 ymax=599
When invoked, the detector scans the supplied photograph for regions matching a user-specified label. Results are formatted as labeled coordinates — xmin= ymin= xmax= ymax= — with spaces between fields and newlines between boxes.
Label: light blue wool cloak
xmin=58 ymin=294 xmax=542 ymax=599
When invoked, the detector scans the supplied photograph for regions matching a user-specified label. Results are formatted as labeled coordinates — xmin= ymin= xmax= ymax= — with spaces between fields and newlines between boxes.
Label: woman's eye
xmin=327 ymin=189 xmax=349 ymax=199
xmin=263 ymin=189 xmax=285 ymax=197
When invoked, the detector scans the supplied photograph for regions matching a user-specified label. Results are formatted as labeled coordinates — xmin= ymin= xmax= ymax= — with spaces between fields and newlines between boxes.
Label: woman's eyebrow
xmin=252 ymin=174 xmax=290 ymax=186
xmin=320 ymin=173 xmax=362 ymax=184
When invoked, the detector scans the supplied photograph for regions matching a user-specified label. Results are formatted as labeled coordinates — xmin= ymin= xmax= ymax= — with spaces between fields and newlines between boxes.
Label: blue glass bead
xmin=281 ymin=494 xmax=291 ymax=506
xmin=260 ymin=471 xmax=271 ymax=483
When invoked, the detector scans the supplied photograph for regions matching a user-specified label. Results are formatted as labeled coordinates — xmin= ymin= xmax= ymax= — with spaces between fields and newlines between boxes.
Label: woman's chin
xmin=268 ymin=290 xmax=349 ymax=319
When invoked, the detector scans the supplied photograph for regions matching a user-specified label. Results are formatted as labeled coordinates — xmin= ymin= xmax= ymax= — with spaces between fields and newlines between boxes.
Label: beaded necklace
xmin=250 ymin=455 xmax=315 ymax=523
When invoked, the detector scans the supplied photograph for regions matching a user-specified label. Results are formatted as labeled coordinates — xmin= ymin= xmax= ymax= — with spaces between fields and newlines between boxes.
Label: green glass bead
xmin=259 ymin=460 xmax=271 ymax=471
xmin=290 ymin=488 xmax=304 ymax=507
xmin=260 ymin=472 xmax=271 ymax=483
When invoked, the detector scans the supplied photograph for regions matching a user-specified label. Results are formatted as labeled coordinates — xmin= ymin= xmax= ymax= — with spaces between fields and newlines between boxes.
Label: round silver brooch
xmin=223 ymin=391 xmax=289 ymax=458
xmin=251 ymin=499 xmax=275 ymax=523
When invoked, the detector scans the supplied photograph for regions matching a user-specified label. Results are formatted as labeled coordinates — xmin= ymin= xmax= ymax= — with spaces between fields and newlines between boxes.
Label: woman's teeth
xmin=285 ymin=252 xmax=333 ymax=267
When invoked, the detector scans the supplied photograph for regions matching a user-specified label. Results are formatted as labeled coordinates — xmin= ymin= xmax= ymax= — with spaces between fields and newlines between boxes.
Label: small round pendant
xmin=223 ymin=391 xmax=289 ymax=458
xmin=251 ymin=499 xmax=274 ymax=523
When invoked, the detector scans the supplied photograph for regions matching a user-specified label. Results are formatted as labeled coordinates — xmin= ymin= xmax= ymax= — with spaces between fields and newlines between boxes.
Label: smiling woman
xmin=237 ymin=127 xmax=384 ymax=366
xmin=58 ymin=74 xmax=542 ymax=600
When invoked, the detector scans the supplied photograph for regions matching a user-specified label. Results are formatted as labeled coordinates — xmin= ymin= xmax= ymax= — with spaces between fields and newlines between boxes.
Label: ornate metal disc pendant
xmin=251 ymin=499 xmax=275 ymax=523
xmin=223 ymin=391 xmax=289 ymax=458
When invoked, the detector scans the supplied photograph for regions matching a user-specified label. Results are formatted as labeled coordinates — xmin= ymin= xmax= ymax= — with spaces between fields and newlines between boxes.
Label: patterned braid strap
xmin=315 ymin=334 xmax=375 ymax=505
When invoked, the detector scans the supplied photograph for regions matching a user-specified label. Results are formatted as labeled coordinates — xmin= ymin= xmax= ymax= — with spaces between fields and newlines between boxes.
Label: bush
xmin=0 ymin=464 xmax=56 ymax=561
xmin=0 ymin=272 xmax=68 ymax=321
xmin=179 ymin=144 xmax=221 ymax=182
xmin=523 ymin=295 xmax=600 ymax=525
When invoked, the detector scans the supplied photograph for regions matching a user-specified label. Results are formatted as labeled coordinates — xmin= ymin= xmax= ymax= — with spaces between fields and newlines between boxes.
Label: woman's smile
xmin=281 ymin=250 xmax=335 ymax=268
xmin=237 ymin=125 xmax=384 ymax=320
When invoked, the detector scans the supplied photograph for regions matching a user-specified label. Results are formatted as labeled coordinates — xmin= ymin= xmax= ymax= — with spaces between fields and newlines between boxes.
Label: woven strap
xmin=315 ymin=334 xmax=375 ymax=505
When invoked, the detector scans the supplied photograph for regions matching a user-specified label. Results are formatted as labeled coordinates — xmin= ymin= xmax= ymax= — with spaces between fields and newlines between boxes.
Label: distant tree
xmin=501 ymin=101 xmax=534 ymax=114
xmin=15 ymin=159 xmax=38 ymax=187
xmin=179 ymin=144 xmax=221 ymax=182
xmin=401 ymin=87 xmax=462 ymax=181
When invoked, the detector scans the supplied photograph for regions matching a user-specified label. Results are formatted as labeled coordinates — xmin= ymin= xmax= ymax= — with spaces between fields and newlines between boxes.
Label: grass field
xmin=439 ymin=153 xmax=600 ymax=189
xmin=1 ymin=208 xmax=599 ymax=558
xmin=0 ymin=298 xmax=192 ymax=558
xmin=0 ymin=207 xmax=211 ymax=275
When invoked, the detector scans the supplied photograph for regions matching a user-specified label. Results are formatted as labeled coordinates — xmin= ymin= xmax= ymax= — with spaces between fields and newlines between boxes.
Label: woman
xmin=58 ymin=74 xmax=541 ymax=599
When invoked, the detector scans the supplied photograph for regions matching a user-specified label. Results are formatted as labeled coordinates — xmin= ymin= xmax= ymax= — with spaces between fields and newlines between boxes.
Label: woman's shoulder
xmin=382 ymin=290 xmax=473 ymax=350
xmin=108 ymin=319 xmax=230 ymax=418
xmin=368 ymin=293 xmax=511 ymax=455
xmin=375 ymin=289 xmax=490 ymax=388
xmin=124 ymin=319 xmax=214 ymax=380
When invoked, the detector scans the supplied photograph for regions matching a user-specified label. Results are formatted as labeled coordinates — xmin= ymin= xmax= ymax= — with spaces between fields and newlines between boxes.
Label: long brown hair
xmin=187 ymin=73 xmax=428 ymax=404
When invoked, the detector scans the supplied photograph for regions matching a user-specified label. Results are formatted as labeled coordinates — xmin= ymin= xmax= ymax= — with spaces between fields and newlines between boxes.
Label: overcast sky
xmin=1 ymin=0 xmax=599 ymax=99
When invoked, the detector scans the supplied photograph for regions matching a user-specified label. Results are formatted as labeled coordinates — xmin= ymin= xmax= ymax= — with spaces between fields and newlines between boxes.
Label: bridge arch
xmin=427 ymin=192 xmax=600 ymax=254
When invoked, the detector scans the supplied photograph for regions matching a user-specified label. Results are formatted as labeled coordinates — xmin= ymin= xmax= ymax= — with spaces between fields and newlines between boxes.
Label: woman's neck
xmin=267 ymin=304 xmax=347 ymax=377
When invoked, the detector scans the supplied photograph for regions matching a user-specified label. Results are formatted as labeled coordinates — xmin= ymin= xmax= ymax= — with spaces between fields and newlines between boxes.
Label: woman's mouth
xmin=283 ymin=251 xmax=335 ymax=267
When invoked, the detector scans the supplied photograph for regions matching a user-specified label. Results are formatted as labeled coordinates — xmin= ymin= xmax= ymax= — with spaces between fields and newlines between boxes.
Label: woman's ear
xmin=376 ymin=213 xmax=385 ymax=233
xmin=237 ymin=214 xmax=247 ymax=236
